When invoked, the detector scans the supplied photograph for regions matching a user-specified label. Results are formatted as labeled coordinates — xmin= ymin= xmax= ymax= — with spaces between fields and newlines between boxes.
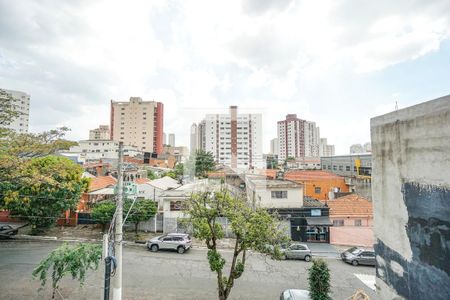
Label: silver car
xmin=147 ymin=233 xmax=192 ymax=254
xmin=282 ymin=243 xmax=312 ymax=261
xmin=280 ymin=289 xmax=310 ymax=300
xmin=341 ymin=247 xmax=376 ymax=266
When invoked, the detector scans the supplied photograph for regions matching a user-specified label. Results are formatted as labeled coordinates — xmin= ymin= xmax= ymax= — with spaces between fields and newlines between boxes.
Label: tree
xmin=185 ymin=190 xmax=288 ymax=300
xmin=308 ymin=259 xmax=331 ymax=300
xmin=1 ymin=156 xmax=89 ymax=233
xmin=188 ymin=149 xmax=215 ymax=178
xmin=32 ymin=243 xmax=102 ymax=299
xmin=147 ymin=169 xmax=158 ymax=180
xmin=124 ymin=199 xmax=157 ymax=234
xmin=1 ymin=127 xmax=77 ymax=158
xmin=91 ymin=201 xmax=117 ymax=232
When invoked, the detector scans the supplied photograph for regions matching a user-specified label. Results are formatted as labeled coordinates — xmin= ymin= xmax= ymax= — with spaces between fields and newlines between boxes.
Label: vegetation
xmin=188 ymin=149 xmax=215 ymax=178
xmin=185 ymin=190 xmax=287 ymax=300
xmin=124 ymin=199 xmax=157 ymax=234
xmin=32 ymin=243 xmax=102 ymax=299
xmin=147 ymin=169 xmax=158 ymax=180
xmin=91 ymin=200 xmax=117 ymax=232
xmin=0 ymin=156 xmax=89 ymax=233
xmin=308 ymin=258 xmax=331 ymax=300
xmin=0 ymin=89 xmax=20 ymax=137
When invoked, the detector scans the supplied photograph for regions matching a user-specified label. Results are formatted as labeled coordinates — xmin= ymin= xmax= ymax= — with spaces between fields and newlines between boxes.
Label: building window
xmin=271 ymin=191 xmax=287 ymax=199
xmin=315 ymin=187 xmax=321 ymax=194
xmin=333 ymin=165 xmax=337 ymax=170
xmin=354 ymin=219 xmax=362 ymax=226
xmin=338 ymin=166 xmax=343 ymax=171
xmin=333 ymin=220 xmax=344 ymax=226
xmin=346 ymin=166 xmax=350 ymax=171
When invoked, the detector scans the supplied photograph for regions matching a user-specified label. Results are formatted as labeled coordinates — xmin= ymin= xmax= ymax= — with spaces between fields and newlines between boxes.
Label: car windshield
xmin=345 ymin=247 xmax=361 ymax=254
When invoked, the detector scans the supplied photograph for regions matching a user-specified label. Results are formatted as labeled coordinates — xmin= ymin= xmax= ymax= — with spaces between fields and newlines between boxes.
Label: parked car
xmin=0 ymin=224 xmax=18 ymax=236
xmin=282 ymin=243 xmax=312 ymax=262
xmin=280 ymin=289 xmax=310 ymax=300
xmin=147 ymin=233 xmax=192 ymax=254
xmin=341 ymin=247 xmax=376 ymax=266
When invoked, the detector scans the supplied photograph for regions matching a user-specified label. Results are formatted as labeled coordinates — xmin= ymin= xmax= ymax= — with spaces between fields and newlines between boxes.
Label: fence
xmin=137 ymin=214 xmax=164 ymax=232
xmin=163 ymin=216 xmax=235 ymax=238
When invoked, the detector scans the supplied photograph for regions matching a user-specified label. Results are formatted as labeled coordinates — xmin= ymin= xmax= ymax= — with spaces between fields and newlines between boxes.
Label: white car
xmin=147 ymin=233 xmax=192 ymax=254
xmin=280 ymin=289 xmax=310 ymax=300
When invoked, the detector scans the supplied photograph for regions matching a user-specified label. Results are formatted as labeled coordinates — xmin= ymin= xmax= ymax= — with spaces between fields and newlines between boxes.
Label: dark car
xmin=0 ymin=224 xmax=19 ymax=236
xmin=341 ymin=247 xmax=376 ymax=266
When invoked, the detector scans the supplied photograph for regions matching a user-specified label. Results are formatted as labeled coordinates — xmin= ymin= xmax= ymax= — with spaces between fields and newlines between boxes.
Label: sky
xmin=1 ymin=0 xmax=450 ymax=154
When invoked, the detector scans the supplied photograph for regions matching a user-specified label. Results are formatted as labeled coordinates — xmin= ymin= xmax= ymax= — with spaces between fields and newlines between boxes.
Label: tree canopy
xmin=124 ymin=199 xmax=157 ymax=234
xmin=188 ymin=149 xmax=215 ymax=178
xmin=0 ymin=156 xmax=89 ymax=233
xmin=185 ymin=190 xmax=288 ymax=300
xmin=91 ymin=200 xmax=117 ymax=232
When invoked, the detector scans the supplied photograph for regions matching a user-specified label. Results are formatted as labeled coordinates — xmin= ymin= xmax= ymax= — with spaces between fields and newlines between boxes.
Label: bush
xmin=308 ymin=258 xmax=331 ymax=300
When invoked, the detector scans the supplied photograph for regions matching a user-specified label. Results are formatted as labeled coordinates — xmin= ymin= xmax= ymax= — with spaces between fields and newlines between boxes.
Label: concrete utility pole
xmin=113 ymin=142 xmax=124 ymax=300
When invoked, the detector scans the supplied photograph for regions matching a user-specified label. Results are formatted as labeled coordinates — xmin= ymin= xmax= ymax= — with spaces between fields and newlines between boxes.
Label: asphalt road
xmin=0 ymin=241 xmax=378 ymax=300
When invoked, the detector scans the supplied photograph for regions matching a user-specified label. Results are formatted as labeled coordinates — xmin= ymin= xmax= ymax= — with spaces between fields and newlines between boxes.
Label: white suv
xmin=147 ymin=233 xmax=192 ymax=254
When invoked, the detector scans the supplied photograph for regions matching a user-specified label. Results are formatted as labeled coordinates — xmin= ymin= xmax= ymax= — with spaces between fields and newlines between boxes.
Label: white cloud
xmin=0 ymin=0 xmax=449 ymax=153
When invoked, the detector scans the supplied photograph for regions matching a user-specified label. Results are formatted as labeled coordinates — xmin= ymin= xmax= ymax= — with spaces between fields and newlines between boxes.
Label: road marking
xmin=354 ymin=273 xmax=376 ymax=291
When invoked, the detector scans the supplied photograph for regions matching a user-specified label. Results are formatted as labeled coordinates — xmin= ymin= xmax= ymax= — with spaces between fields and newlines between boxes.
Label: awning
xmin=305 ymin=216 xmax=333 ymax=226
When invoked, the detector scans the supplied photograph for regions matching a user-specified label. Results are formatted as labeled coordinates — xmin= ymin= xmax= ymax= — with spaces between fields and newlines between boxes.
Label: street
xmin=0 ymin=241 xmax=378 ymax=300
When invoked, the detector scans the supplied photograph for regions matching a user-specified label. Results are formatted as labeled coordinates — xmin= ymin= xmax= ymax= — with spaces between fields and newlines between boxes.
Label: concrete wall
xmin=371 ymin=95 xmax=450 ymax=300
xmin=330 ymin=226 xmax=374 ymax=247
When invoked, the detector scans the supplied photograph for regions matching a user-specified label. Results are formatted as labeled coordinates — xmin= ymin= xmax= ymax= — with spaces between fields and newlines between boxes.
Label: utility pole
xmin=113 ymin=142 xmax=124 ymax=300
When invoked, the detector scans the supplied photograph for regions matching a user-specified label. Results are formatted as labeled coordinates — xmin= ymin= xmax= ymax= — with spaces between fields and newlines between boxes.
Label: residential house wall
xmin=284 ymin=170 xmax=349 ymax=200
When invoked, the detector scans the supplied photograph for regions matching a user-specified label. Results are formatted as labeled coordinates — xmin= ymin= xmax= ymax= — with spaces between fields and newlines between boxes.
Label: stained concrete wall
xmin=371 ymin=95 xmax=450 ymax=300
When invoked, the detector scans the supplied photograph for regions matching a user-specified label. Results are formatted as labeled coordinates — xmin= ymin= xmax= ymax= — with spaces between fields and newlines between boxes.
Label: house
xmin=327 ymin=194 xmax=373 ymax=247
xmin=136 ymin=176 xmax=181 ymax=210
xmin=77 ymin=175 xmax=117 ymax=212
xmin=245 ymin=175 xmax=303 ymax=209
xmin=279 ymin=170 xmax=351 ymax=200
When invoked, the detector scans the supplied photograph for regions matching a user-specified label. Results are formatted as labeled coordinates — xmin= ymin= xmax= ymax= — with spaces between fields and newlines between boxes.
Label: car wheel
xmin=304 ymin=255 xmax=311 ymax=262
xmin=177 ymin=246 xmax=185 ymax=254
xmin=352 ymin=260 xmax=359 ymax=266
xmin=150 ymin=244 xmax=159 ymax=252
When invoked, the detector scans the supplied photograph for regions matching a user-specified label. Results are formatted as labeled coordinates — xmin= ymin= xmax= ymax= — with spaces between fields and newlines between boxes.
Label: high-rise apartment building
xmin=319 ymin=138 xmax=335 ymax=157
xmin=168 ymin=133 xmax=175 ymax=147
xmin=277 ymin=114 xmax=320 ymax=161
xmin=0 ymin=89 xmax=30 ymax=133
xmin=270 ymin=138 xmax=279 ymax=155
xmin=89 ymin=125 xmax=110 ymax=140
xmin=198 ymin=106 xmax=263 ymax=169
xmin=190 ymin=123 xmax=198 ymax=153
xmin=163 ymin=133 xmax=167 ymax=145
xmin=110 ymin=97 xmax=163 ymax=153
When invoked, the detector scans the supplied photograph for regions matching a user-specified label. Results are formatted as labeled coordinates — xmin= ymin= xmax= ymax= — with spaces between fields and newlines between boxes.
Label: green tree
xmin=185 ymin=190 xmax=288 ymax=300
xmin=91 ymin=201 xmax=117 ymax=232
xmin=147 ymin=169 xmax=158 ymax=180
xmin=32 ymin=243 xmax=102 ymax=299
xmin=188 ymin=149 xmax=215 ymax=178
xmin=308 ymin=259 xmax=331 ymax=300
xmin=163 ymin=170 xmax=177 ymax=179
xmin=1 ymin=156 xmax=89 ymax=233
xmin=124 ymin=199 xmax=157 ymax=234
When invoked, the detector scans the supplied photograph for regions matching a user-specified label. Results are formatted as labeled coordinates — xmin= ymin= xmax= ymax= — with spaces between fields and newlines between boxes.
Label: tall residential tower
xmin=110 ymin=97 xmax=163 ymax=153
xmin=0 ymin=89 xmax=30 ymax=133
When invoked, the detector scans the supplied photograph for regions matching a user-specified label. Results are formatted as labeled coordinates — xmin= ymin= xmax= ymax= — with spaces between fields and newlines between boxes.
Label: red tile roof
xmin=285 ymin=170 xmax=344 ymax=181
xmin=135 ymin=178 xmax=151 ymax=184
xmin=89 ymin=175 xmax=117 ymax=192
xmin=327 ymin=194 xmax=373 ymax=217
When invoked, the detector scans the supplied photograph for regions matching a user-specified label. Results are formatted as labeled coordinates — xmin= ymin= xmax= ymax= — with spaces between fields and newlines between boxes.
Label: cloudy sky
xmin=1 ymin=0 xmax=450 ymax=154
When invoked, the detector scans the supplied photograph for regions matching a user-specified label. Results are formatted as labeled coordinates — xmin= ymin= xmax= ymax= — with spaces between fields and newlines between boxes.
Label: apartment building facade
xmin=0 ymin=88 xmax=30 ymax=133
xmin=89 ymin=125 xmax=110 ymax=140
xmin=199 ymin=106 xmax=263 ymax=169
xmin=277 ymin=114 xmax=320 ymax=161
xmin=110 ymin=97 xmax=163 ymax=153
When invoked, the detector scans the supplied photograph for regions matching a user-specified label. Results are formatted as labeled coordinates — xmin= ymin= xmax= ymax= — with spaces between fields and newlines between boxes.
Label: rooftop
xmin=327 ymin=194 xmax=373 ymax=217
xmin=285 ymin=170 xmax=345 ymax=181
xmin=303 ymin=197 xmax=325 ymax=208
xmin=89 ymin=175 xmax=117 ymax=192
